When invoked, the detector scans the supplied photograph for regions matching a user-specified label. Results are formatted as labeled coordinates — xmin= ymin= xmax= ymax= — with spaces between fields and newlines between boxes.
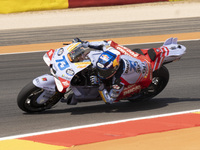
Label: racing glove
xmin=99 ymin=88 xmax=115 ymax=104
xmin=90 ymin=75 xmax=99 ymax=86
xmin=72 ymin=38 xmax=82 ymax=43
xmin=98 ymin=82 xmax=124 ymax=104
xmin=72 ymin=38 xmax=89 ymax=48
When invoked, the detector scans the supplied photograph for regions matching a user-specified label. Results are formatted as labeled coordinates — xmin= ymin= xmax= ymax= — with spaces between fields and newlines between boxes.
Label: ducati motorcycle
xmin=17 ymin=38 xmax=186 ymax=113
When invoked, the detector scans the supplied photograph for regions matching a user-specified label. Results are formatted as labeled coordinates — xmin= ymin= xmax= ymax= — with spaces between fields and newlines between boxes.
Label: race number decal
xmin=56 ymin=56 xmax=69 ymax=70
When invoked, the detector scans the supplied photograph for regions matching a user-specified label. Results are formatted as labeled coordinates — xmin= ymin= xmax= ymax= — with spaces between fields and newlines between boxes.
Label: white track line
xmin=0 ymin=109 xmax=200 ymax=141
xmin=0 ymin=39 xmax=199 ymax=56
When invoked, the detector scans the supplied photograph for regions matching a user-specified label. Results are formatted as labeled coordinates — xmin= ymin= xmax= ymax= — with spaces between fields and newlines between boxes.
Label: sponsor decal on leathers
xmin=122 ymin=84 xmax=141 ymax=96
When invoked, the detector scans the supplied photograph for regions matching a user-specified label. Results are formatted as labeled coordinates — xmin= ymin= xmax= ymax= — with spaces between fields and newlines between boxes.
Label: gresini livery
xmin=17 ymin=38 xmax=186 ymax=113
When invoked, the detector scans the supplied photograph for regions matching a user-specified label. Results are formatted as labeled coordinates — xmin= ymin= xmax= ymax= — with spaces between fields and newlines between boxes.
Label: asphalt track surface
xmin=0 ymin=17 xmax=200 ymax=138
xmin=0 ymin=17 xmax=200 ymax=46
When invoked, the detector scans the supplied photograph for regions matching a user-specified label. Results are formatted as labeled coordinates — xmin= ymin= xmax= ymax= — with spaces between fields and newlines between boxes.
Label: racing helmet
xmin=96 ymin=50 xmax=120 ymax=79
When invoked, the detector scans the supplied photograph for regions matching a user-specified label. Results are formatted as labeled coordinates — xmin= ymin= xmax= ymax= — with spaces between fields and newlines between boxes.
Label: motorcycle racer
xmin=72 ymin=38 xmax=153 ymax=104
xmin=17 ymin=37 xmax=186 ymax=113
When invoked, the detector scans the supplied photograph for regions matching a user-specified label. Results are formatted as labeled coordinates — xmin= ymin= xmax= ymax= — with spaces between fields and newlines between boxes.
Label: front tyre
xmin=17 ymin=82 xmax=63 ymax=113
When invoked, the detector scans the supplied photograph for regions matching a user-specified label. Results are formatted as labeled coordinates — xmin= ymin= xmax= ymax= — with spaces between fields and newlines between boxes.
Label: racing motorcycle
xmin=17 ymin=38 xmax=186 ymax=113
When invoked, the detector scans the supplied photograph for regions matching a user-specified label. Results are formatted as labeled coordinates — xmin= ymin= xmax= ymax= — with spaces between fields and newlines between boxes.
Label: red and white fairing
xmin=108 ymin=38 xmax=186 ymax=100
xmin=152 ymin=38 xmax=186 ymax=70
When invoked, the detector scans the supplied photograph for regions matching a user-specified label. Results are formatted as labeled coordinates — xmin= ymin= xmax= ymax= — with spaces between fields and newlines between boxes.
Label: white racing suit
xmin=86 ymin=40 xmax=150 ymax=104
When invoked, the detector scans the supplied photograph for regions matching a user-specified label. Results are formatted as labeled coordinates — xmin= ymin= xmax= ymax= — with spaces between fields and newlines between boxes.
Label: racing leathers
xmin=80 ymin=39 xmax=152 ymax=104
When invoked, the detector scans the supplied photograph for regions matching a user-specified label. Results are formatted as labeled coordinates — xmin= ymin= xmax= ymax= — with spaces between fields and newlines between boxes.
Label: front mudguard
xmin=33 ymin=74 xmax=56 ymax=92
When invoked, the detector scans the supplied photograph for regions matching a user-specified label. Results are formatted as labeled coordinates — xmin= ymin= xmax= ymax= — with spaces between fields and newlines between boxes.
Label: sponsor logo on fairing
xmin=48 ymin=50 xmax=54 ymax=56
xmin=42 ymin=78 xmax=47 ymax=81
xmin=115 ymin=45 xmax=139 ymax=57
xmin=123 ymin=84 xmax=141 ymax=96
xmin=66 ymin=69 xmax=75 ymax=76
xmin=57 ymin=48 xmax=64 ymax=56
xmin=62 ymin=80 xmax=70 ymax=87
xmin=74 ymin=62 xmax=91 ymax=68
xmin=47 ymin=49 xmax=55 ymax=60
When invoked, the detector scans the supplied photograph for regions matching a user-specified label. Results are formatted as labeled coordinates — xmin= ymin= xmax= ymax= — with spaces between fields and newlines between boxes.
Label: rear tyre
xmin=128 ymin=66 xmax=169 ymax=102
xmin=17 ymin=82 xmax=63 ymax=113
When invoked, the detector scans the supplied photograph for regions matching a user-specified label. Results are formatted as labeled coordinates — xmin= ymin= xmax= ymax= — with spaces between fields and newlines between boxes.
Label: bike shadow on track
xmin=27 ymin=97 xmax=200 ymax=115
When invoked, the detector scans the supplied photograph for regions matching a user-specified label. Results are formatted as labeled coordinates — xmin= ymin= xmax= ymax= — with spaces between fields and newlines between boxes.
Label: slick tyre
xmin=17 ymin=82 xmax=62 ymax=113
xmin=147 ymin=65 xmax=169 ymax=98
xmin=129 ymin=65 xmax=169 ymax=102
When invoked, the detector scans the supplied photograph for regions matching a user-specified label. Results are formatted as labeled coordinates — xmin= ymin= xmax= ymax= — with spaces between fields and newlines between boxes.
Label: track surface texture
xmin=0 ymin=17 xmax=199 ymax=46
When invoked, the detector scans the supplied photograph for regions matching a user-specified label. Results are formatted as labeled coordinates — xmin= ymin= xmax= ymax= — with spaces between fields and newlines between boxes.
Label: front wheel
xmin=17 ymin=82 xmax=63 ymax=113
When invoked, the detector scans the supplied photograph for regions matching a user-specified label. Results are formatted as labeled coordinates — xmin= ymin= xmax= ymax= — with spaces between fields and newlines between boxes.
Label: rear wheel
xmin=128 ymin=66 xmax=169 ymax=102
xmin=17 ymin=82 xmax=63 ymax=113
